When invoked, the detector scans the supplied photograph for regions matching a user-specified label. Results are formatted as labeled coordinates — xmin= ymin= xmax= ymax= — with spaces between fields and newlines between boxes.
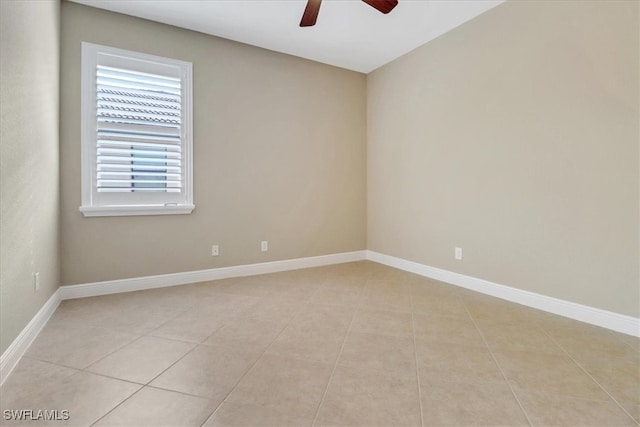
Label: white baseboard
xmin=59 ymin=250 xmax=367 ymax=300
xmin=0 ymin=290 xmax=61 ymax=385
xmin=366 ymin=250 xmax=640 ymax=337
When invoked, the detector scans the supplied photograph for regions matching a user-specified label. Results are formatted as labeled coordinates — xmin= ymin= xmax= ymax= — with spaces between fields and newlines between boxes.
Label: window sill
xmin=79 ymin=204 xmax=195 ymax=217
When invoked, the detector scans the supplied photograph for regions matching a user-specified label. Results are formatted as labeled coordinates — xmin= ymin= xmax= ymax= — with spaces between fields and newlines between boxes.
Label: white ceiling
xmin=70 ymin=0 xmax=504 ymax=73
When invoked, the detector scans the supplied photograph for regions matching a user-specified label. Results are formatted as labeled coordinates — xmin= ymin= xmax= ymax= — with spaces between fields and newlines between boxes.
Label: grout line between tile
xmin=15 ymin=355 xmax=83 ymax=374
xmin=23 ymin=329 xmax=141 ymax=374
xmin=310 ymin=276 xmax=365 ymax=427
xmin=88 ymin=382 xmax=145 ymax=427
xmin=122 ymin=299 xmax=271 ymax=427
xmin=410 ymin=310 xmax=425 ymax=427
xmin=77 ymin=369 xmax=148 ymax=386
xmin=460 ymin=298 xmax=535 ymax=427
xmin=143 ymin=383 xmax=221 ymax=400
xmin=141 ymin=305 xmax=199 ymax=338
xmin=84 ymin=339 xmax=204 ymax=427
xmin=142 ymin=342 xmax=200 ymax=386
xmin=83 ymin=333 xmax=148 ymax=371
xmin=540 ymin=329 xmax=640 ymax=425
xmin=198 ymin=289 xmax=320 ymax=426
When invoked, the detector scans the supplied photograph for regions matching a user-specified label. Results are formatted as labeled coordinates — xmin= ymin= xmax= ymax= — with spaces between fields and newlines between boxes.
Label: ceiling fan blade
xmin=362 ymin=0 xmax=398 ymax=14
xmin=300 ymin=0 xmax=322 ymax=27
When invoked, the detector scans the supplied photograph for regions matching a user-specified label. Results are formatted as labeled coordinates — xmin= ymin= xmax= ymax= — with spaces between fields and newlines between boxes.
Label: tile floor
xmin=1 ymin=261 xmax=638 ymax=426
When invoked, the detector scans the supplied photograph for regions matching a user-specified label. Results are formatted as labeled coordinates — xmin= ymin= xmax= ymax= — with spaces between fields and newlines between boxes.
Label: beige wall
xmin=60 ymin=2 xmax=367 ymax=285
xmin=368 ymin=0 xmax=639 ymax=317
xmin=0 ymin=0 xmax=60 ymax=354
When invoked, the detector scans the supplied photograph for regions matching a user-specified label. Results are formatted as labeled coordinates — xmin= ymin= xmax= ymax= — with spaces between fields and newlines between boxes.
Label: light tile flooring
xmin=1 ymin=261 xmax=639 ymax=426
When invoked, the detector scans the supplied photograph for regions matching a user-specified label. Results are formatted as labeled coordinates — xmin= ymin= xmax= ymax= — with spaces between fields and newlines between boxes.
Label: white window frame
xmin=80 ymin=42 xmax=194 ymax=217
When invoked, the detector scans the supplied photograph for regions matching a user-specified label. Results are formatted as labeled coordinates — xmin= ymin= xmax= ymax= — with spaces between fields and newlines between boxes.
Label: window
xmin=80 ymin=42 xmax=193 ymax=216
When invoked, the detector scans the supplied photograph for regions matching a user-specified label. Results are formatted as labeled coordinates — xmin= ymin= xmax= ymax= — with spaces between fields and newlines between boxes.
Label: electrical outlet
xmin=261 ymin=241 xmax=268 ymax=252
xmin=34 ymin=272 xmax=40 ymax=292
xmin=455 ymin=247 xmax=463 ymax=261
xmin=211 ymin=245 xmax=219 ymax=256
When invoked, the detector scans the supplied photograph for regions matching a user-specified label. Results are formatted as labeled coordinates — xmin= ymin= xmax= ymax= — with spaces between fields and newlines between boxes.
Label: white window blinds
xmin=96 ymin=65 xmax=182 ymax=193
xmin=80 ymin=42 xmax=193 ymax=217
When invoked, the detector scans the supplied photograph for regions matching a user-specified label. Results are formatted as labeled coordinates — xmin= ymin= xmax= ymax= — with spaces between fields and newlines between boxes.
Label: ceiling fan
xmin=300 ymin=0 xmax=399 ymax=27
